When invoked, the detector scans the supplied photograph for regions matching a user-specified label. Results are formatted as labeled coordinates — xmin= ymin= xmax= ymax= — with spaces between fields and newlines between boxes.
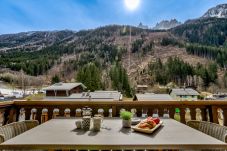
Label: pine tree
xmin=51 ymin=75 xmax=60 ymax=84
xmin=207 ymin=63 xmax=218 ymax=83
xmin=223 ymin=72 xmax=227 ymax=88
xmin=109 ymin=63 xmax=132 ymax=97
xmin=84 ymin=66 xmax=92 ymax=90
xmin=76 ymin=63 xmax=102 ymax=91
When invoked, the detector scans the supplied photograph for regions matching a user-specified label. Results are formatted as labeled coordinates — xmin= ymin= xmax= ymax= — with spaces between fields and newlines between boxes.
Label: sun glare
xmin=124 ymin=0 xmax=140 ymax=11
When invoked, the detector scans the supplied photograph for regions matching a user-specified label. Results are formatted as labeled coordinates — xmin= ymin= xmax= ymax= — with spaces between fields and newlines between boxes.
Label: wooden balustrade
xmin=64 ymin=108 xmax=71 ymax=117
xmin=0 ymin=101 xmax=15 ymax=125
xmin=1 ymin=100 xmax=227 ymax=126
xmin=41 ymin=108 xmax=48 ymax=123
xmin=53 ymin=108 xmax=60 ymax=118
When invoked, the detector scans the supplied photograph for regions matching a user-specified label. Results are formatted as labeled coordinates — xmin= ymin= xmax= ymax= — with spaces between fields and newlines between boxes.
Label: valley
xmin=1 ymin=4 xmax=227 ymax=97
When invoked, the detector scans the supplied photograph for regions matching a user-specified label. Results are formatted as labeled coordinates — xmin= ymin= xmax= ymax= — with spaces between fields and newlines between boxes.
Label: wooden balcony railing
xmin=1 ymin=100 xmax=227 ymax=126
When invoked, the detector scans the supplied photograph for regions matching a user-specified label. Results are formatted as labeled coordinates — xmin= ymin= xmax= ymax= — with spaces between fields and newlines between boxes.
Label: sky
xmin=0 ymin=0 xmax=226 ymax=34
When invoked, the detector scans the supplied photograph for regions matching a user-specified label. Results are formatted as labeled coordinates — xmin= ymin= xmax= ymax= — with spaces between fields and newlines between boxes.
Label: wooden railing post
xmin=41 ymin=108 xmax=48 ymax=123
xmin=8 ymin=107 xmax=17 ymax=123
xmin=211 ymin=105 xmax=218 ymax=124
xmin=112 ymin=105 xmax=117 ymax=117
xmin=75 ymin=108 xmax=82 ymax=117
xmin=0 ymin=109 xmax=5 ymax=126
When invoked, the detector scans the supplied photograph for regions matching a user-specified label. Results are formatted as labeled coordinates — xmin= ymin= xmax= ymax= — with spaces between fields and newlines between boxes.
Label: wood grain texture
xmin=0 ymin=118 xmax=226 ymax=150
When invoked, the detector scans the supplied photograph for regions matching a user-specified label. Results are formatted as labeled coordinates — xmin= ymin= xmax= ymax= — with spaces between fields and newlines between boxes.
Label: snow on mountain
xmin=202 ymin=4 xmax=227 ymax=18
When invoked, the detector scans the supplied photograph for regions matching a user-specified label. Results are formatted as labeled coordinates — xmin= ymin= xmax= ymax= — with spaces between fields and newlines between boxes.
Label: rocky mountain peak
xmin=153 ymin=19 xmax=181 ymax=30
xmin=202 ymin=4 xmax=227 ymax=18
xmin=138 ymin=22 xmax=149 ymax=29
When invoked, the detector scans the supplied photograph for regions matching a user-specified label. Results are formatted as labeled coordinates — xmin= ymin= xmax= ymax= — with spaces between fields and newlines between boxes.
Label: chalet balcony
xmin=0 ymin=100 xmax=227 ymax=150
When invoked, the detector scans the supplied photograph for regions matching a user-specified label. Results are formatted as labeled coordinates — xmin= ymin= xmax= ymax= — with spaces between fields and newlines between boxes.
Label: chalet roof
xmin=137 ymin=85 xmax=148 ymax=88
xmin=70 ymin=92 xmax=122 ymax=101
xmin=45 ymin=91 xmax=122 ymax=101
xmin=43 ymin=83 xmax=87 ymax=91
xmin=170 ymin=88 xmax=199 ymax=96
xmin=134 ymin=93 xmax=174 ymax=101
xmin=92 ymin=91 xmax=122 ymax=100
xmin=44 ymin=98 xmax=114 ymax=102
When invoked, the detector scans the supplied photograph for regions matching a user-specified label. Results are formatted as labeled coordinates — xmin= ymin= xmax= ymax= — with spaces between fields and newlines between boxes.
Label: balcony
xmin=0 ymin=100 xmax=227 ymax=150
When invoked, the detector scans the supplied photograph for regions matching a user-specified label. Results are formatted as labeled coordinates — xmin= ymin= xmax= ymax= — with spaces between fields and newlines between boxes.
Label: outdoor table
xmin=0 ymin=118 xmax=227 ymax=150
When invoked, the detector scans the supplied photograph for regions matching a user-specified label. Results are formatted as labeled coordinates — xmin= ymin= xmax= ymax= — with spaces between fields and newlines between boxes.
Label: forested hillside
xmin=1 ymin=20 xmax=227 ymax=95
xmin=0 ymin=25 xmax=157 ymax=96
xmin=169 ymin=17 xmax=227 ymax=92
xmin=148 ymin=57 xmax=218 ymax=89
xmin=172 ymin=18 xmax=227 ymax=46
xmin=172 ymin=18 xmax=227 ymax=69
xmin=186 ymin=44 xmax=227 ymax=68
xmin=0 ymin=30 xmax=75 ymax=48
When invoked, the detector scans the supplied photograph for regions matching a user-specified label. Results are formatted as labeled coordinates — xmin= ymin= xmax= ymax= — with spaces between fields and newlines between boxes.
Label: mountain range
xmin=153 ymin=19 xmax=182 ymax=30
xmin=153 ymin=3 xmax=227 ymax=30
xmin=0 ymin=3 xmax=227 ymax=92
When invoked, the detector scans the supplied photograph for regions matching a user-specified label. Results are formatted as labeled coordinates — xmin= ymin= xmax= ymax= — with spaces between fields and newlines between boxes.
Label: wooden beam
xmin=211 ymin=106 xmax=218 ymax=124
